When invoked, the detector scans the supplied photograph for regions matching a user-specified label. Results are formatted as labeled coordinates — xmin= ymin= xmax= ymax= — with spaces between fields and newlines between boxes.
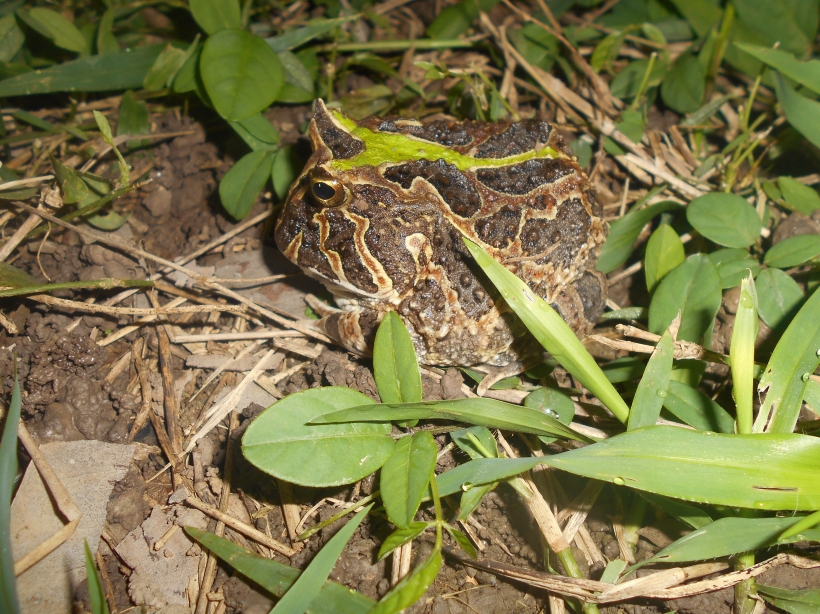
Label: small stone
xmin=143 ymin=187 xmax=173 ymax=217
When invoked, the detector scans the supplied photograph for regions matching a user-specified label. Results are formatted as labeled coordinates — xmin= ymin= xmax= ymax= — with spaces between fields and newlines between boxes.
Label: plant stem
xmin=317 ymin=39 xmax=473 ymax=52
xmin=556 ymin=548 xmax=600 ymax=614
xmin=296 ymin=491 xmax=381 ymax=540
xmin=733 ymin=550 xmax=757 ymax=614
xmin=704 ymin=1 xmax=735 ymax=101
xmin=622 ymin=492 xmax=648 ymax=555
xmin=628 ymin=52 xmax=657 ymax=111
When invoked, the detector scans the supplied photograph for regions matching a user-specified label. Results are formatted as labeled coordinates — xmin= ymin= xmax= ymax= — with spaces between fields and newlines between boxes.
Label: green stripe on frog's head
xmin=313 ymin=104 xmax=565 ymax=173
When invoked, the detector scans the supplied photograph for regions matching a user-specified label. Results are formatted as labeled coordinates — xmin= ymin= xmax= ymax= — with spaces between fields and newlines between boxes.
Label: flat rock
xmin=11 ymin=440 xmax=137 ymax=614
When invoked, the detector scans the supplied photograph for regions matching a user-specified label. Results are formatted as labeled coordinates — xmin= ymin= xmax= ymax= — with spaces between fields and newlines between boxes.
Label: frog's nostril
xmin=312 ymin=182 xmax=336 ymax=200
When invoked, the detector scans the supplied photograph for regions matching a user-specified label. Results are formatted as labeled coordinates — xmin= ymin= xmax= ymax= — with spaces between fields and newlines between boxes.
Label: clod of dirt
xmin=11 ymin=440 xmax=137 ymax=614
xmin=115 ymin=505 xmax=208 ymax=609
xmin=280 ymin=349 xmax=381 ymax=400
xmin=771 ymin=211 xmax=820 ymax=244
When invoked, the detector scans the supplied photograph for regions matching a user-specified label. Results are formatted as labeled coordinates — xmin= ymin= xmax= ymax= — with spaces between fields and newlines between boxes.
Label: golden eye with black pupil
xmin=312 ymin=182 xmax=335 ymax=200
xmin=308 ymin=177 xmax=346 ymax=207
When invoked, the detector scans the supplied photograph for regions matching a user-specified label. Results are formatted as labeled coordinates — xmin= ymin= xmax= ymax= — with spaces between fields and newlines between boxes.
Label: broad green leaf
xmin=271 ymin=505 xmax=372 ymax=614
xmin=610 ymin=59 xmax=667 ymax=99
xmin=143 ymin=40 xmax=197 ymax=91
xmin=266 ymin=16 xmax=358 ymax=53
xmin=648 ymin=254 xmax=722 ymax=345
xmin=464 ymin=238 xmax=630 ymax=423
xmin=452 ymin=426 xmax=498 ymax=461
xmin=242 ymin=387 xmax=394 ymax=487
xmin=86 ymin=210 xmax=130 ymax=231
xmin=731 ymin=274 xmax=759 ymax=434
xmin=543 ymin=426 xmax=820 ymax=510
xmin=732 ymin=0 xmax=818 ymax=62
xmin=51 ymin=156 xmax=89 ymax=204
xmin=523 ymin=387 xmax=575 ymax=426
xmin=185 ymin=527 xmax=375 ymax=613
xmin=628 ymin=330 xmax=673 ymax=430
xmin=272 ymin=145 xmax=302 ymax=200
xmin=708 ymin=248 xmax=761 ymax=289
xmin=84 ymin=541 xmax=109 ymax=614
xmin=436 ymin=457 xmax=545 ymax=497
xmin=0 ymin=45 xmax=163 ymax=96
xmin=765 ymin=235 xmax=820 ymax=269
xmin=219 ymin=150 xmax=273 ymax=220
xmin=116 ymin=91 xmax=149 ymax=150
xmin=278 ymin=49 xmax=315 ymax=93
xmin=230 ymin=113 xmax=280 ymax=152
xmin=96 ymin=9 xmax=118 ymax=55
xmin=446 ymin=527 xmax=477 ymax=559
xmin=602 ymin=357 xmax=645 ymax=383
xmin=755 ymin=286 xmax=820 ymax=434
xmin=25 ymin=8 xmax=88 ymax=54
xmin=381 ymin=432 xmax=436 ymax=528
xmin=369 ymin=547 xmax=441 ymax=614
xmin=377 ymin=523 xmax=428 ymax=560
xmin=687 ymin=193 xmax=762 ymax=248
xmin=667 ymin=0 xmax=721 ymax=38
xmin=778 ymin=176 xmax=820 ymax=215
xmin=639 ymin=492 xmax=713 ymax=530
xmin=591 ymin=30 xmax=630 ymax=73
xmin=736 ymin=43 xmax=820 ymax=96
xmin=173 ymin=44 xmax=202 ymax=94
xmin=774 ymin=72 xmax=820 ymax=151
xmin=200 ymin=28 xmax=285 ymax=121
xmin=645 ymin=224 xmax=685 ymax=292
xmin=755 ymin=267 xmax=804 ymax=330
xmin=313 ymin=397 xmax=590 ymax=442
xmin=640 ymin=516 xmax=809 ymax=566
xmin=597 ymin=200 xmax=681 ymax=274
xmin=663 ymin=380 xmax=735 ymax=433
xmin=0 ymin=14 xmax=24 ymax=62
xmin=0 ymin=372 xmax=21 ymax=614
xmin=661 ymin=53 xmax=705 ymax=114
xmin=427 ymin=0 xmax=499 ymax=39
xmin=190 ymin=0 xmax=241 ymax=34
xmin=804 ymin=378 xmax=820 ymax=412
xmin=0 ymin=261 xmax=37 ymax=288
xmin=373 ymin=311 xmax=423 ymax=405
xmin=759 ymin=585 xmax=820 ymax=614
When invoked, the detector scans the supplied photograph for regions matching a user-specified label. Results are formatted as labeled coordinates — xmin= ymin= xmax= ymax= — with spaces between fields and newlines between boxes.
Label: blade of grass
xmin=0 ymin=367 xmax=21 ymax=614
xmin=732 ymin=274 xmax=758 ymax=434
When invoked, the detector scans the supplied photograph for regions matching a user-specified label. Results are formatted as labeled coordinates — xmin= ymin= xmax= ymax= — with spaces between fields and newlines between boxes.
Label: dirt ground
xmin=3 ymin=105 xmax=819 ymax=614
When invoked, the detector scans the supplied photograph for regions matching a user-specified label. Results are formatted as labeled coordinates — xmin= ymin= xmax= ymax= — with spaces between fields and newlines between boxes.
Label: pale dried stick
xmin=26 ymin=293 xmax=244 ymax=316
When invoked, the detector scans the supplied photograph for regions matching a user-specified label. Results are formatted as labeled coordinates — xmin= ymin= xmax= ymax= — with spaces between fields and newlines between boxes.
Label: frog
xmin=274 ymin=100 xmax=608 ymax=367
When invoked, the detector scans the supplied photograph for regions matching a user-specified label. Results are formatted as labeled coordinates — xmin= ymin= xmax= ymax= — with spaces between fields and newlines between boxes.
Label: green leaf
xmin=200 ymin=28 xmax=285 ymax=121
xmin=597 ymin=200 xmax=682 ymax=274
xmin=641 ymin=516 xmax=809 ymax=566
xmin=24 ymin=8 xmax=88 ymax=54
xmin=381 ymin=432 xmax=437 ymax=528
xmin=447 ymin=527 xmax=478 ymax=559
xmin=266 ymin=16 xmax=358 ymax=53
xmin=0 ymin=44 xmax=164 ymax=97
xmin=314 ymin=397 xmax=590 ymax=442
xmin=661 ymin=53 xmax=705 ymax=114
xmin=190 ymin=0 xmax=241 ymax=34
xmin=452 ymin=426 xmax=498 ymax=460
xmin=96 ymin=9 xmax=118 ymax=55
xmin=84 ymin=541 xmax=109 ymax=614
xmin=663 ymin=380 xmax=735 ymax=433
xmin=242 ymin=387 xmax=394 ymax=487
xmin=117 ymin=90 xmax=149 ymax=150
xmin=93 ymin=111 xmax=129 ymax=186
xmin=86 ymin=210 xmax=130 ymax=231
xmin=436 ymin=457 xmax=545 ymax=497
xmin=645 ymin=224 xmax=685 ymax=292
xmin=464 ymin=238 xmax=631 ymax=423
xmin=778 ymin=176 xmax=820 ymax=215
xmin=143 ymin=42 xmax=193 ymax=91
xmin=458 ymin=482 xmax=496 ymax=520
xmin=602 ymin=357 xmax=645 ymax=383
xmin=687 ymin=193 xmax=762 ymax=248
xmin=667 ymin=0 xmax=721 ymax=38
xmin=639 ymin=492 xmax=713 ymax=530
xmin=779 ymin=509 xmax=820 ymax=541
xmin=591 ymin=30 xmax=629 ymax=73
xmin=0 ymin=14 xmax=24 ymax=62
xmin=271 ymin=505 xmax=372 ymax=614
xmin=735 ymin=43 xmax=820 ymax=96
xmin=648 ymin=254 xmax=722 ymax=345
xmin=0 ymin=371 xmax=21 ymax=614
xmin=51 ymin=156 xmax=89 ymax=204
xmin=279 ymin=49 xmax=315 ymax=93
xmin=765 ymin=235 xmax=820 ymax=269
xmin=755 ymin=267 xmax=804 ymax=330
xmin=230 ymin=113 xmax=280 ymax=152
xmin=610 ymin=59 xmax=668 ymax=99
xmin=628 ymin=330 xmax=673 ymax=430
xmin=756 ymin=287 xmax=820 ymax=434
xmin=523 ymin=387 xmax=575 ymax=425
xmin=0 ymin=261 xmax=37 ymax=288
xmin=708 ymin=248 xmax=761 ymax=289
xmin=544 ymin=426 xmax=820 ymax=510
xmin=173 ymin=44 xmax=201 ymax=94
xmin=272 ymin=145 xmax=301 ymax=200
xmin=759 ymin=585 xmax=820 ymax=614
xmin=369 ymin=547 xmax=441 ymax=614
xmin=731 ymin=274 xmax=759 ymax=434
xmin=774 ymin=72 xmax=820 ymax=151
xmin=374 ymin=311 xmax=423 ymax=405
xmin=219 ymin=150 xmax=273 ymax=220
xmin=377 ymin=523 xmax=428 ymax=560
xmin=185 ymin=527 xmax=375 ymax=613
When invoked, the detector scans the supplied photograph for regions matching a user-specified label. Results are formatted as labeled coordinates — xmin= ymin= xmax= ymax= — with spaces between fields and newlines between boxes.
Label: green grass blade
xmin=185 ymin=527 xmax=375 ymax=613
xmin=731 ymin=274 xmax=758 ymax=434
xmin=368 ymin=547 xmax=442 ymax=614
xmin=436 ymin=457 xmax=545 ymax=497
xmin=628 ymin=329 xmax=673 ymax=430
xmin=543 ymin=426 xmax=820 ymax=510
xmin=463 ymin=238 xmax=630 ymax=423
xmin=662 ymin=380 xmax=735 ymax=433
xmin=0 ymin=369 xmax=21 ymax=614
xmin=755 ymin=286 xmax=820 ymax=433
xmin=312 ymin=398 xmax=592 ymax=442
xmin=84 ymin=540 xmax=109 ymax=614
xmin=758 ymin=585 xmax=820 ymax=614
xmin=271 ymin=505 xmax=372 ymax=614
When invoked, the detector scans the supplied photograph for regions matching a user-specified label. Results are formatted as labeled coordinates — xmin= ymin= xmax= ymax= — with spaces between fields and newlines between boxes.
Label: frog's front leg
xmin=318 ymin=307 xmax=385 ymax=357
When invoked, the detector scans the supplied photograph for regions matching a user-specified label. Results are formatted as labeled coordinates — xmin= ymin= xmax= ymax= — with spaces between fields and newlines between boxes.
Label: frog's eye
xmin=309 ymin=178 xmax=346 ymax=207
